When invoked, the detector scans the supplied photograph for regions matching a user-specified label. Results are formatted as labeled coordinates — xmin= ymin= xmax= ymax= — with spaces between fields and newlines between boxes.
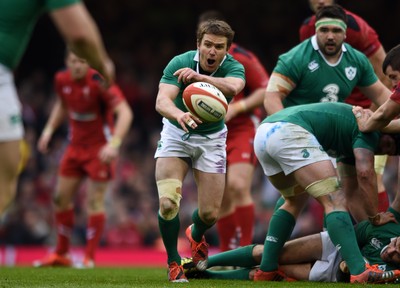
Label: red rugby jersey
xmin=389 ymin=84 xmax=400 ymax=104
xmin=54 ymin=68 xmax=125 ymax=146
xmin=227 ymin=43 xmax=269 ymax=128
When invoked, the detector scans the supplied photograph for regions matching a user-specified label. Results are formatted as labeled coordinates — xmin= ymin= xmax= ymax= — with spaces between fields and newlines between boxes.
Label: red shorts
xmin=59 ymin=144 xmax=115 ymax=181
xmin=226 ymin=124 xmax=258 ymax=166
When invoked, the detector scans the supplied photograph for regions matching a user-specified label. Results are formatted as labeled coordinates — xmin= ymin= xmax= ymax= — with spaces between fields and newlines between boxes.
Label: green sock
xmin=208 ymin=245 xmax=258 ymax=268
xmin=158 ymin=212 xmax=180 ymax=264
xmin=205 ymin=268 xmax=253 ymax=280
xmin=259 ymin=209 xmax=295 ymax=272
xmin=273 ymin=196 xmax=285 ymax=212
xmin=191 ymin=209 xmax=213 ymax=242
xmin=325 ymin=211 xmax=365 ymax=275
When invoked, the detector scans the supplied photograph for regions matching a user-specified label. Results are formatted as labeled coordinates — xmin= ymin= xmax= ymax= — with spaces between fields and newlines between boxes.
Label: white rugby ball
xmin=182 ymin=82 xmax=228 ymax=122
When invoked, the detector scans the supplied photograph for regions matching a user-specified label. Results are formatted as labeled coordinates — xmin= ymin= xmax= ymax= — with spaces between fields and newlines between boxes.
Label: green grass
xmin=0 ymin=267 xmax=395 ymax=287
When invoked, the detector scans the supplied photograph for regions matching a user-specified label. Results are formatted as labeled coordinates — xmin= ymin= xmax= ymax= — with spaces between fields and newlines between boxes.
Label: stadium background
xmin=2 ymin=0 xmax=400 ymax=266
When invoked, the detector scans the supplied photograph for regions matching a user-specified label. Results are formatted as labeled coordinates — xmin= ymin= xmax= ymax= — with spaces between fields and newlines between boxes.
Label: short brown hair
xmin=383 ymin=44 xmax=400 ymax=73
xmin=196 ymin=20 xmax=234 ymax=49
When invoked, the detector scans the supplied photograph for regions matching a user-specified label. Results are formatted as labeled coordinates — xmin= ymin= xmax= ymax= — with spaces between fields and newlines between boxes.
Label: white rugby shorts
xmin=154 ymin=118 xmax=227 ymax=173
xmin=0 ymin=63 xmax=23 ymax=141
xmin=254 ymin=122 xmax=330 ymax=176
xmin=309 ymin=231 xmax=342 ymax=282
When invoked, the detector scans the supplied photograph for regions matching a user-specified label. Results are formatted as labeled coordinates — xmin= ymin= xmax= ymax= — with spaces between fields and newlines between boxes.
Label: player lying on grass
xmin=183 ymin=199 xmax=400 ymax=283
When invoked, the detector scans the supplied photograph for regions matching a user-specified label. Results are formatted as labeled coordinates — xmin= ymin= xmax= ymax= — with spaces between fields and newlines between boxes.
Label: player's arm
xmin=225 ymin=87 xmax=266 ymax=122
xmin=199 ymin=76 xmax=245 ymax=99
xmin=368 ymin=46 xmax=392 ymax=90
xmin=348 ymin=148 xmax=396 ymax=225
xmin=109 ymin=101 xmax=133 ymax=146
xmin=155 ymin=83 xmax=201 ymax=132
xmin=351 ymin=148 xmax=378 ymax=222
xmin=390 ymin=168 xmax=400 ymax=213
xmin=49 ymin=2 xmax=114 ymax=85
xmin=264 ymin=72 xmax=295 ymax=115
xmin=99 ymin=100 xmax=133 ymax=163
xmin=226 ymin=54 xmax=269 ymax=121
xmin=359 ymin=80 xmax=392 ymax=107
xmin=353 ymin=99 xmax=400 ymax=132
xmin=173 ymin=68 xmax=245 ymax=99
xmin=37 ymin=98 xmax=67 ymax=154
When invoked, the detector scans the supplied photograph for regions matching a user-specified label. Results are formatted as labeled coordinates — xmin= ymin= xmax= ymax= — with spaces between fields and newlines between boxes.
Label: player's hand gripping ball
xmin=183 ymin=82 xmax=228 ymax=122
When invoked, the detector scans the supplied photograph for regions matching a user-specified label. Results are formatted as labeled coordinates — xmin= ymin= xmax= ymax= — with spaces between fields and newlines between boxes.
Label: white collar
xmin=310 ymin=35 xmax=347 ymax=52
xmin=310 ymin=35 xmax=346 ymax=67
xmin=194 ymin=50 xmax=226 ymax=76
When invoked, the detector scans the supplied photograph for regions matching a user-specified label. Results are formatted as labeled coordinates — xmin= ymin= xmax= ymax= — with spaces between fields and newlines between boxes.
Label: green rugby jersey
xmin=263 ymin=102 xmax=380 ymax=161
xmin=273 ymin=36 xmax=377 ymax=107
xmin=160 ymin=50 xmax=245 ymax=134
xmin=355 ymin=207 xmax=400 ymax=271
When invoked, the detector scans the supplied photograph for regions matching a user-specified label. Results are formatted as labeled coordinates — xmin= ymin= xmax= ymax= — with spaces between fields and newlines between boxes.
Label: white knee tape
xmin=305 ymin=177 xmax=339 ymax=198
xmin=374 ymin=155 xmax=388 ymax=175
xmin=157 ymin=179 xmax=182 ymax=220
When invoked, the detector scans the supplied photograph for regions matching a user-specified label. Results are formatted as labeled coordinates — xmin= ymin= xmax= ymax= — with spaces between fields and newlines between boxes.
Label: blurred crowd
xmin=1 ymin=0 xmax=399 ymax=250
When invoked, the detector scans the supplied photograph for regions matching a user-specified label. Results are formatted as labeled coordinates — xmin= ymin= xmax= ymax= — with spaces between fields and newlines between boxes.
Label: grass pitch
xmin=0 ymin=267 xmax=395 ymax=287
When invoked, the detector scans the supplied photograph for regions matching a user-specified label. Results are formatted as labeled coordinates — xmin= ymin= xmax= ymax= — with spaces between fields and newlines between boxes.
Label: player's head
xmin=65 ymin=50 xmax=89 ymax=80
xmin=308 ymin=0 xmax=336 ymax=13
xmin=383 ymin=44 xmax=400 ymax=88
xmin=196 ymin=20 xmax=234 ymax=73
xmin=315 ymin=4 xmax=347 ymax=57
xmin=380 ymin=236 xmax=400 ymax=266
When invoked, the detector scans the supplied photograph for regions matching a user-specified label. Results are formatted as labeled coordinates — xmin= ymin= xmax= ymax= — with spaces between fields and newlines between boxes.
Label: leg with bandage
xmin=157 ymin=179 xmax=183 ymax=265
xmin=312 ymin=176 xmax=368 ymax=277
xmin=259 ymin=183 xmax=306 ymax=273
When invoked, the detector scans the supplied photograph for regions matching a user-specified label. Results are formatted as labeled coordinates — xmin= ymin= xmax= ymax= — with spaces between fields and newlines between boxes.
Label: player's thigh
xmin=293 ymin=160 xmax=337 ymax=189
xmin=155 ymin=157 xmax=190 ymax=181
xmin=86 ymin=180 xmax=108 ymax=213
xmin=281 ymin=233 xmax=323 ymax=264
xmin=154 ymin=119 xmax=195 ymax=181
xmin=226 ymin=162 xmax=255 ymax=203
xmin=55 ymin=176 xmax=83 ymax=201
xmin=0 ymin=140 xmax=20 ymax=176
xmin=194 ymin=170 xmax=225 ymax=215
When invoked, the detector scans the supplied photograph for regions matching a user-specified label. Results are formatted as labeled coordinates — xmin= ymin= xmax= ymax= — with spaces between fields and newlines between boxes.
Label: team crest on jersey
xmin=370 ymin=238 xmax=383 ymax=250
xmin=62 ymin=86 xmax=72 ymax=94
xmin=345 ymin=66 xmax=357 ymax=80
xmin=83 ymin=86 xmax=90 ymax=99
xmin=308 ymin=60 xmax=319 ymax=72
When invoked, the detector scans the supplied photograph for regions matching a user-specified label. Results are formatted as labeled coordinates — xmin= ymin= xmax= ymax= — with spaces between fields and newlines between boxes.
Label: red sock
xmin=235 ymin=204 xmax=255 ymax=247
xmin=216 ymin=213 xmax=237 ymax=252
xmin=85 ymin=213 xmax=105 ymax=260
xmin=55 ymin=209 xmax=74 ymax=255
xmin=378 ymin=191 xmax=389 ymax=212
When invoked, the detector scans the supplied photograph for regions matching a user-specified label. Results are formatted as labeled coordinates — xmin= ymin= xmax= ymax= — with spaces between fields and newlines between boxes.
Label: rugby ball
xmin=182 ymin=82 xmax=228 ymax=122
